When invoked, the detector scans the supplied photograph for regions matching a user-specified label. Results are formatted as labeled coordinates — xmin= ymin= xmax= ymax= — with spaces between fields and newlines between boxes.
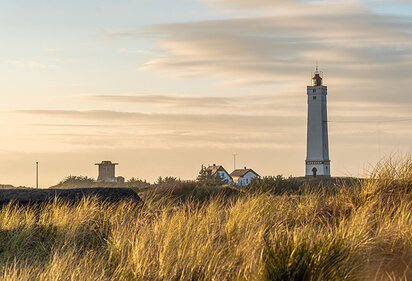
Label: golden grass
xmin=0 ymin=156 xmax=411 ymax=280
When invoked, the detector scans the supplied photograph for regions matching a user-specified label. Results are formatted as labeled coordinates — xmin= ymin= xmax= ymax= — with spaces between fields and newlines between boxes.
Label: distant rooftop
xmin=230 ymin=167 xmax=259 ymax=177
xmin=95 ymin=161 xmax=118 ymax=165
xmin=206 ymin=164 xmax=226 ymax=176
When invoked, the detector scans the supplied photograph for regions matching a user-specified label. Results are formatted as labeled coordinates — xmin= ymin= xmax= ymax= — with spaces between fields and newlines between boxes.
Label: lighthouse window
xmin=313 ymin=96 xmax=317 ymax=100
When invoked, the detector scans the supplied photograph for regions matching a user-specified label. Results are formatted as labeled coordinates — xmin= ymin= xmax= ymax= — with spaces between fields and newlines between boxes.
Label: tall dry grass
xmin=0 ymin=156 xmax=411 ymax=280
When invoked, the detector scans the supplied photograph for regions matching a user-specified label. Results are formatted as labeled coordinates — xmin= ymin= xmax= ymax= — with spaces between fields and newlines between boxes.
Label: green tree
xmin=155 ymin=176 xmax=179 ymax=186
xmin=128 ymin=177 xmax=150 ymax=189
xmin=246 ymin=175 xmax=302 ymax=194
xmin=58 ymin=175 xmax=96 ymax=185
xmin=197 ymin=166 xmax=225 ymax=186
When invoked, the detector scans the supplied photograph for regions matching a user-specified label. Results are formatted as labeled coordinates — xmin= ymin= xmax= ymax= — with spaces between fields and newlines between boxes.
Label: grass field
xmin=0 ymin=156 xmax=410 ymax=280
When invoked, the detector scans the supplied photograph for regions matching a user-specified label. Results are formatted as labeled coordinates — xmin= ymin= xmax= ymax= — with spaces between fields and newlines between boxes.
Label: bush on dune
xmin=246 ymin=175 xmax=303 ymax=194
xmin=49 ymin=175 xmax=150 ymax=192
xmin=362 ymin=155 xmax=412 ymax=204
xmin=139 ymin=180 xmax=239 ymax=202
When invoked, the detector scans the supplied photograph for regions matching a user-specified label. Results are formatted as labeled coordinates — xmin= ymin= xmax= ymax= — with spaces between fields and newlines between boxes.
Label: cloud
xmin=4 ymin=60 xmax=59 ymax=69
xmin=16 ymin=101 xmax=411 ymax=148
xmin=97 ymin=29 xmax=148 ymax=41
xmin=138 ymin=2 xmax=412 ymax=105
xmin=84 ymin=94 xmax=235 ymax=108
xmin=143 ymin=13 xmax=411 ymax=68
xmin=119 ymin=48 xmax=154 ymax=55
xmin=81 ymin=93 xmax=412 ymax=119
xmin=44 ymin=48 xmax=63 ymax=54
xmin=375 ymin=0 xmax=412 ymax=3
xmin=16 ymin=109 xmax=303 ymax=132
xmin=80 ymin=93 xmax=304 ymax=111
xmin=329 ymin=101 xmax=412 ymax=119
xmin=41 ymin=130 xmax=299 ymax=150
xmin=206 ymin=0 xmax=370 ymax=12
xmin=208 ymin=0 xmax=292 ymax=8
xmin=13 ymin=109 xmax=307 ymax=152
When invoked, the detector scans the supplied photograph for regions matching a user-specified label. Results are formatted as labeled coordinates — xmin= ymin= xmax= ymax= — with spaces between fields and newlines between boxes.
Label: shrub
xmin=246 ymin=175 xmax=303 ymax=194
xmin=127 ymin=177 xmax=150 ymax=189
xmin=57 ymin=176 xmax=95 ymax=186
xmin=197 ymin=167 xmax=226 ymax=186
xmin=139 ymin=180 xmax=238 ymax=202
xmin=263 ymin=237 xmax=353 ymax=281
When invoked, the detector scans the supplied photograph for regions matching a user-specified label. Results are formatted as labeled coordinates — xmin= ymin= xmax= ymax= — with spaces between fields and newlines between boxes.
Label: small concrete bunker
xmin=95 ymin=161 xmax=125 ymax=183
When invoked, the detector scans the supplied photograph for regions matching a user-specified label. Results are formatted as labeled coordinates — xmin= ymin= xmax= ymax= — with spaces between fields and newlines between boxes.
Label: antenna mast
xmin=35 ymin=162 xmax=39 ymax=189
xmin=232 ymin=154 xmax=237 ymax=170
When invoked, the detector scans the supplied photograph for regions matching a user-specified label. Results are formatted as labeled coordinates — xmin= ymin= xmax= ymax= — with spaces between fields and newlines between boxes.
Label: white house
xmin=230 ymin=167 xmax=260 ymax=186
xmin=205 ymin=164 xmax=233 ymax=183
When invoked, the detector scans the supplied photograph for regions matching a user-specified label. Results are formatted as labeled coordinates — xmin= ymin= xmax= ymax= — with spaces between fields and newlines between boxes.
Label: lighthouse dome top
xmin=311 ymin=66 xmax=323 ymax=86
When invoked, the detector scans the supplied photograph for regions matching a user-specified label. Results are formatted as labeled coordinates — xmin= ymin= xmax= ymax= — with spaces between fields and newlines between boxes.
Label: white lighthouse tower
xmin=305 ymin=66 xmax=331 ymax=177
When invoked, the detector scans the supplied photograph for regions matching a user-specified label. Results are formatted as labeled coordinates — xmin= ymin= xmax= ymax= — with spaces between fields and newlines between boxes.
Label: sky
xmin=0 ymin=0 xmax=411 ymax=187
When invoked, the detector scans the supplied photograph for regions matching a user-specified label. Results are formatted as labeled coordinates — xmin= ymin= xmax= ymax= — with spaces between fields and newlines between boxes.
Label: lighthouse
xmin=305 ymin=66 xmax=331 ymax=177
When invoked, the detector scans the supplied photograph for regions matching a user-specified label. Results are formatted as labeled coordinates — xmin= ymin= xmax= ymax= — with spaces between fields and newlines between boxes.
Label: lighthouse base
xmin=305 ymin=160 xmax=330 ymax=177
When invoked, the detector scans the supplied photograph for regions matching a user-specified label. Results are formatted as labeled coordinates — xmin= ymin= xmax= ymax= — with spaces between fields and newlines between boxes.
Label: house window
xmin=313 ymin=89 xmax=316 ymax=93
xmin=313 ymin=96 xmax=316 ymax=100
xmin=246 ymin=179 xmax=248 ymax=184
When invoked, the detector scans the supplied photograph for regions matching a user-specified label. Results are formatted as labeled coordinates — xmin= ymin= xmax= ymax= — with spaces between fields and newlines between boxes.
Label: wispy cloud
xmin=80 ymin=93 xmax=412 ymax=118
xmin=97 ymin=29 xmax=147 ymax=41
xmin=119 ymin=48 xmax=154 ymax=55
xmin=85 ymin=94 xmax=233 ymax=107
xmin=16 ymin=101 xmax=411 ymax=147
xmin=78 ymin=92 xmax=308 ymax=116
xmin=206 ymin=0 xmax=368 ymax=12
xmin=137 ymin=1 xmax=411 ymax=106
xmin=142 ymin=13 xmax=411 ymax=73
xmin=16 ymin=109 xmax=303 ymax=131
xmin=44 ymin=48 xmax=63 ymax=54
xmin=14 ymin=109 xmax=305 ymax=151
xmin=4 ymin=60 xmax=60 ymax=69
